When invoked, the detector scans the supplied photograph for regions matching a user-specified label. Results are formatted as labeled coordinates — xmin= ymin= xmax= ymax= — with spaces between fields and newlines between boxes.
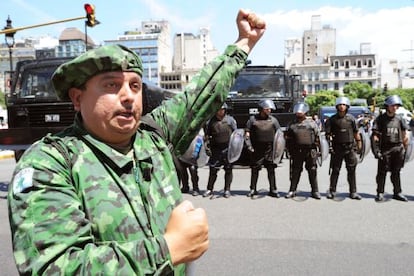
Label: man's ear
xmin=68 ymin=88 xmax=82 ymax=111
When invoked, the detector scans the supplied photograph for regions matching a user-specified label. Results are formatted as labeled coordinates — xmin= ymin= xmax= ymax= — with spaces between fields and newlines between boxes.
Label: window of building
xmin=368 ymin=59 xmax=373 ymax=67
xmin=345 ymin=71 xmax=349 ymax=77
xmin=322 ymin=84 xmax=328 ymax=90
xmin=334 ymin=83 xmax=339 ymax=90
xmin=357 ymin=60 xmax=362 ymax=68
xmin=357 ymin=71 xmax=362 ymax=77
xmin=315 ymin=84 xmax=320 ymax=92
xmin=334 ymin=60 xmax=339 ymax=69
xmin=345 ymin=60 xmax=350 ymax=69
xmin=334 ymin=72 xmax=339 ymax=78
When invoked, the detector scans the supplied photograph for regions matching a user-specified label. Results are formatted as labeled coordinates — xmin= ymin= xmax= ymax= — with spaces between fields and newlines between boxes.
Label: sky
xmin=1 ymin=0 xmax=414 ymax=66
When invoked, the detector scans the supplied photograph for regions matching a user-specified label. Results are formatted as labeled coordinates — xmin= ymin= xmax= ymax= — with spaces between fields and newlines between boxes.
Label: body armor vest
xmin=330 ymin=114 xmax=355 ymax=144
xmin=251 ymin=117 xmax=276 ymax=143
xmin=378 ymin=115 xmax=403 ymax=144
xmin=291 ymin=120 xmax=315 ymax=146
xmin=208 ymin=117 xmax=233 ymax=145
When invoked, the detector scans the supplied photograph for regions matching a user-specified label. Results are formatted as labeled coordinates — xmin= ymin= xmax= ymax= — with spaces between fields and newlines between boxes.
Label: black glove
xmin=375 ymin=152 xmax=383 ymax=160
xmin=247 ymin=145 xmax=255 ymax=153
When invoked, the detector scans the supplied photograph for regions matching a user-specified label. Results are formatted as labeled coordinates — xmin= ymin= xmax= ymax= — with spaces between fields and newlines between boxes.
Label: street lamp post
xmin=3 ymin=15 xmax=15 ymax=73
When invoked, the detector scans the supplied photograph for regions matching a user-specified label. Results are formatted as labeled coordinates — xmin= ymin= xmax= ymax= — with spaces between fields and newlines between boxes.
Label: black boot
xmin=267 ymin=167 xmax=279 ymax=198
xmin=248 ymin=168 xmax=259 ymax=197
xmin=309 ymin=168 xmax=320 ymax=199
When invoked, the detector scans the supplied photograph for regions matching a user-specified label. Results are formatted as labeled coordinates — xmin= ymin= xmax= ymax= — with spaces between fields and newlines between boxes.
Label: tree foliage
xmin=0 ymin=91 xmax=6 ymax=109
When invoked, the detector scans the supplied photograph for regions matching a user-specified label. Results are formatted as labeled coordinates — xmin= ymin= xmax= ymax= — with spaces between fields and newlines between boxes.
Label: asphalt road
xmin=1 ymin=153 xmax=414 ymax=275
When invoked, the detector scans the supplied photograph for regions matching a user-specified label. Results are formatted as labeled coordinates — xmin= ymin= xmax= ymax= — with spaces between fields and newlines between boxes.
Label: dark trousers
xmin=329 ymin=144 xmax=358 ymax=193
xmin=250 ymin=164 xmax=277 ymax=191
xmin=207 ymin=167 xmax=233 ymax=191
xmin=376 ymin=145 xmax=404 ymax=194
xmin=289 ymin=148 xmax=318 ymax=192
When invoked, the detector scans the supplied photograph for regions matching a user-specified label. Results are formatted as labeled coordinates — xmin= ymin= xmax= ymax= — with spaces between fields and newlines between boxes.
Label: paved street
xmin=1 ymin=153 xmax=414 ymax=275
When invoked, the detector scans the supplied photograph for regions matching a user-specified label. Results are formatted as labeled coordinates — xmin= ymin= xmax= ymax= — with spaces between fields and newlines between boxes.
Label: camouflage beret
xmin=52 ymin=44 xmax=143 ymax=101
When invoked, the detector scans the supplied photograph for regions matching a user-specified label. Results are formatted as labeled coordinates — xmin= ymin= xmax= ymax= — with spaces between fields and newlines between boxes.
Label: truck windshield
xmin=17 ymin=65 xmax=58 ymax=99
xmin=229 ymin=73 xmax=285 ymax=98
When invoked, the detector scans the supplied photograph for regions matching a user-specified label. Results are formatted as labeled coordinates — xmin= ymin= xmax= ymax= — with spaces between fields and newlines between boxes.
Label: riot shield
xmin=272 ymin=129 xmax=286 ymax=164
xmin=404 ymin=136 xmax=414 ymax=163
xmin=179 ymin=130 xmax=209 ymax=167
xmin=318 ymin=133 xmax=329 ymax=166
xmin=357 ymin=126 xmax=371 ymax=163
xmin=227 ymin=128 xmax=245 ymax=164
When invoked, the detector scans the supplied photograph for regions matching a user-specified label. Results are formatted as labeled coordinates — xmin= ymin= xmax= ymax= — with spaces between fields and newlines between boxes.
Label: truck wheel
xmin=14 ymin=150 xmax=25 ymax=162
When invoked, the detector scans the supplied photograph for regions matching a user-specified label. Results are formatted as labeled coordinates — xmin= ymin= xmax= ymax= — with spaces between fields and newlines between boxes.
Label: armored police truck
xmin=225 ymin=65 xmax=302 ymax=129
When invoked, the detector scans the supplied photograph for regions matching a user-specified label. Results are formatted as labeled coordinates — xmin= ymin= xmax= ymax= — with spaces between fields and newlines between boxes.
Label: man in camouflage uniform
xmin=8 ymin=9 xmax=266 ymax=275
xmin=285 ymin=102 xmax=321 ymax=199
xmin=245 ymin=99 xmax=281 ymax=198
xmin=203 ymin=103 xmax=237 ymax=198
xmin=371 ymin=95 xmax=409 ymax=202
xmin=325 ymin=96 xmax=362 ymax=200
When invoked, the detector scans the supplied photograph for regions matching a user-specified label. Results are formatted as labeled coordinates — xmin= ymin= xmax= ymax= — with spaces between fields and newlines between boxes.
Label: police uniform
xmin=246 ymin=112 xmax=281 ymax=197
xmin=203 ymin=113 xmax=237 ymax=198
xmin=285 ymin=117 xmax=321 ymax=199
xmin=8 ymin=44 xmax=248 ymax=275
xmin=325 ymin=112 xmax=361 ymax=199
xmin=372 ymin=111 xmax=408 ymax=201
xmin=179 ymin=133 xmax=203 ymax=196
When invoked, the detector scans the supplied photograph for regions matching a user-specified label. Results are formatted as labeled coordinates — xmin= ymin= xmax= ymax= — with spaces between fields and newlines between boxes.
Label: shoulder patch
xmin=12 ymin=167 xmax=34 ymax=194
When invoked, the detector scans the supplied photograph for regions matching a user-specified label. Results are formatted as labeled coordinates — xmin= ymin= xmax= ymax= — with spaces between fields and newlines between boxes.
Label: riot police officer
xmin=203 ymin=103 xmax=237 ymax=198
xmin=325 ymin=96 xmax=362 ymax=200
xmin=245 ymin=99 xmax=281 ymax=198
xmin=371 ymin=95 xmax=408 ymax=202
xmin=285 ymin=102 xmax=321 ymax=199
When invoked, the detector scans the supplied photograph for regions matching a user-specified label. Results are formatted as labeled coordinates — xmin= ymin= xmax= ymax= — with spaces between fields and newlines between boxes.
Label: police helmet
xmin=384 ymin=95 xmax=402 ymax=106
xmin=335 ymin=96 xmax=350 ymax=108
xmin=258 ymin=99 xmax=276 ymax=110
xmin=221 ymin=103 xmax=228 ymax=109
xmin=293 ymin=102 xmax=309 ymax=114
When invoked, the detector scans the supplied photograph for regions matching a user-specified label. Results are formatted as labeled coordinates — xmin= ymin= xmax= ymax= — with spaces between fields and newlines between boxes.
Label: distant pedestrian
xmin=312 ymin=114 xmax=322 ymax=131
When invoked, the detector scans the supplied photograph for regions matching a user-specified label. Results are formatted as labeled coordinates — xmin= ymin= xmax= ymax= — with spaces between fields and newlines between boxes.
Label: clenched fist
xmin=247 ymin=13 xmax=266 ymax=29
xmin=164 ymin=200 xmax=209 ymax=265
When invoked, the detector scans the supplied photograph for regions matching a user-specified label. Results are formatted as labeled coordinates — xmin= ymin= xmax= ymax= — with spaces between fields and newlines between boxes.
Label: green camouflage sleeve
xmin=150 ymin=45 xmax=248 ymax=156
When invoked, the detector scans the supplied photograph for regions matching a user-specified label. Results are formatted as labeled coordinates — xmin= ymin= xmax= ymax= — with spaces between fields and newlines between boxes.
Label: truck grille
xmin=9 ymin=103 xmax=76 ymax=128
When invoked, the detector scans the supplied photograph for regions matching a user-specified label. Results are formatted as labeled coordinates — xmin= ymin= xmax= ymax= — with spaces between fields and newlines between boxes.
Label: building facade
xmin=160 ymin=27 xmax=218 ymax=91
xmin=104 ymin=20 xmax=172 ymax=86
xmin=56 ymin=27 xmax=95 ymax=58
xmin=290 ymin=53 xmax=378 ymax=94
xmin=285 ymin=15 xmax=382 ymax=94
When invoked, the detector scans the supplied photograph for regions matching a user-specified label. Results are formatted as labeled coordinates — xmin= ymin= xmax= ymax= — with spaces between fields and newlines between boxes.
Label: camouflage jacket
xmin=8 ymin=45 xmax=248 ymax=275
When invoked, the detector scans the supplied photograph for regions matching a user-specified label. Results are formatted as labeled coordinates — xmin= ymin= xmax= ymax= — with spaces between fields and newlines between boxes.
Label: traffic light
xmin=84 ymin=4 xmax=99 ymax=27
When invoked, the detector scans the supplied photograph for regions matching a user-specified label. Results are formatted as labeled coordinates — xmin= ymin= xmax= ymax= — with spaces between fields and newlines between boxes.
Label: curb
xmin=0 ymin=151 xmax=14 ymax=160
